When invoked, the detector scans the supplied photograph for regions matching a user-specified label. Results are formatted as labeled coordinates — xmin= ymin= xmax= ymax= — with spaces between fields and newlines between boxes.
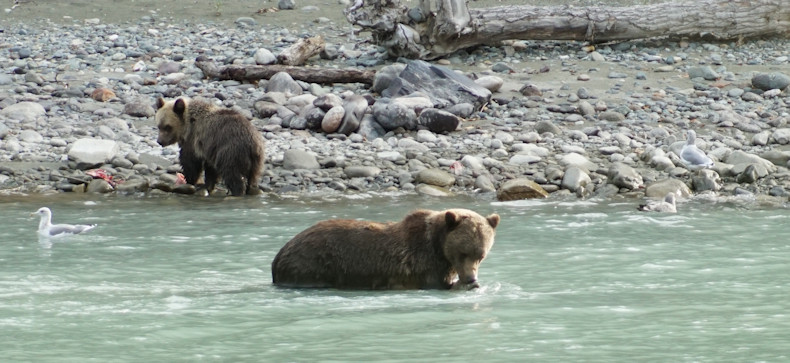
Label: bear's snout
xmin=157 ymin=135 xmax=175 ymax=147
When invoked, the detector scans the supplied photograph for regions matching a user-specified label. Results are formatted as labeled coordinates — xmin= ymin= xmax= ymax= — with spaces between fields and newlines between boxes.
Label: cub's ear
xmin=155 ymin=97 xmax=165 ymax=110
xmin=445 ymin=211 xmax=460 ymax=230
xmin=173 ymin=98 xmax=187 ymax=116
xmin=486 ymin=214 xmax=500 ymax=229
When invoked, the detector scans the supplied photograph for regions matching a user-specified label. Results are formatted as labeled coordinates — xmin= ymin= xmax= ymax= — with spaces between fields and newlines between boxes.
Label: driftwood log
xmin=195 ymin=56 xmax=376 ymax=85
xmin=277 ymin=35 xmax=326 ymax=66
xmin=345 ymin=0 xmax=790 ymax=59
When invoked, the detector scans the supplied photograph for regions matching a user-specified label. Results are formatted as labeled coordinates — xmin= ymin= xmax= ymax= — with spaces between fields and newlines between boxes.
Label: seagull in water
xmin=31 ymin=207 xmax=96 ymax=238
xmin=680 ymin=130 xmax=714 ymax=171
xmin=638 ymin=192 xmax=678 ymax=213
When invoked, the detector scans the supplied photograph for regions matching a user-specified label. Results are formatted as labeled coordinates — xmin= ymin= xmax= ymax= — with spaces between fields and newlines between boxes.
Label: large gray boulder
xmin=68 ymin=138 xmax=120 ymax=169
xmin=725 ymin=150 xmax=776 ymax=175
xmin=381 ymin=60 xmax=491 ymax=110
xmin=751 ymin=72 xmax=790 ymax=91
xmin=608 ymin=163 xmax=643 ymax=190
xmin=0 ymin=101 xmax=46 ymax=121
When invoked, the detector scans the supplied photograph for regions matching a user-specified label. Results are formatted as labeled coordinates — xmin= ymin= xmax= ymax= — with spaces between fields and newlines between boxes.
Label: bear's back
xmin=271 ymin=217 xmax=449 ymax=289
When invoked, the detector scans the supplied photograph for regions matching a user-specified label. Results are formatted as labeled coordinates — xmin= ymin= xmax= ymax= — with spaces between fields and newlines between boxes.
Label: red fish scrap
xmin=86 ymin=169 xmax=120 ymax=186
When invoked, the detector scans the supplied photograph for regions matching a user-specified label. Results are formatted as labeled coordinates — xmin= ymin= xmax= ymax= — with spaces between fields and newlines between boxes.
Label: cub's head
xmin=439 ymin=208 xmax=500 ymax=290
xmin=154 ymin=97 xmax=189 ymax=146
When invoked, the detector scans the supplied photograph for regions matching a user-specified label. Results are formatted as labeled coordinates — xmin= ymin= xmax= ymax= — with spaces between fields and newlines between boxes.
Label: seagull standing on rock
xmin=31 ymin=207 xmax=97 ymax=238
xmin=680 ymin=130 xmax=714 ymax=171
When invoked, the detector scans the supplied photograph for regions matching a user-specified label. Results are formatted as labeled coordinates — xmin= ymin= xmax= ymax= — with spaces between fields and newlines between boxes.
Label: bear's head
xmin=440 ymin=208 xmax=500 ymax=290
xmin=154 ymin=97 xmax=189 ymax=146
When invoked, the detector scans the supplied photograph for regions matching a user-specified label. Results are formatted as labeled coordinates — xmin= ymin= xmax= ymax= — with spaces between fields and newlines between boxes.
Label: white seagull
xmin=680 ymin=130 xmax=714 ymax=171
xmin=31 ymin=207 xmax=96 ymax=238
xmin=638 ymin=192 xmax=678 ymax=213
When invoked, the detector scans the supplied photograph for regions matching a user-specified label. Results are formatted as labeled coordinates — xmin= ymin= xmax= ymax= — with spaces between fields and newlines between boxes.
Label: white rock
xmin=461 ymin=155 xmax=485 ymax=170
xmin=68 ymin=138 xmax=120 ymax=166
xmin=254 ymin=48 xmax=277 ymax=65
xmin=474 ymin=75 xmax=504 ymax=92
xmin=494 ymin=131 xmax=515 ymax=144
xmin=416 ymin=129 xmax=438 ymax=143
xmin=397 ymin=138 xmax=430 ymax=152
xmin=377 ymin=151 xmax=404 ymax=162
xmin=560 ymin=152 xmax=597 ymax=172
xmin=392 ymin=97 xmax=433 ymax=113
xmin=561 ymin=166 xmax=592 ymax=193
xmin=509 ymin=154 xmax=541 ymax=165
xmin=132 ymin=60 xmax=146 ymax=72
xmin=511 ymin=143 xmax=550 ymax=157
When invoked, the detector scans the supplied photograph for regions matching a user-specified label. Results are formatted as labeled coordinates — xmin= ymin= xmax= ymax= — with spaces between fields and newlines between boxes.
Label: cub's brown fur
xmin=271 ymin=208 xmax=500 ymax=290
xmin=155 ymin=97 xmax=265 ymax=196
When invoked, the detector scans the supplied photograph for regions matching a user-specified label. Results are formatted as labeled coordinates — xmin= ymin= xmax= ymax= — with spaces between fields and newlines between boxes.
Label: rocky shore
xmin=2 ymin=1 xmax=790 ymax=207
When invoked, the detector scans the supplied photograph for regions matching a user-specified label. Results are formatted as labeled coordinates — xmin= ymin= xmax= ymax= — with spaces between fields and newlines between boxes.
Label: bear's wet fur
xmin=271 ymin=208 xmax=500 ymax=290
xmin=155 ymin=97 xmax=265 ymax=196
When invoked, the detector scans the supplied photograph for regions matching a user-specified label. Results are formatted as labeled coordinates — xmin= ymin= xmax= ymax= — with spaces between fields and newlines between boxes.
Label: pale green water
xmin=1 ymin=194 xmax=789 ymax=362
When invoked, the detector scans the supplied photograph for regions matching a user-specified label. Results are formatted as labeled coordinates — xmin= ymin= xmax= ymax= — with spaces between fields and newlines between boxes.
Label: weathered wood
xmin=346 ymin=0 xmax=790 ymax=59
xmin=277 ymin=35 xmax=326 ymax=66
xmin=195 ymin=56 xmax=376 ymax=85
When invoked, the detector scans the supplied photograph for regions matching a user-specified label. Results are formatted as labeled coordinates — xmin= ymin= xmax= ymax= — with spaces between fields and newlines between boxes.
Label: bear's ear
xmin=155 ymin=97 xmax=165 ymax=110
xmin=445 ymin=211 xmax=460 ymax=230
xmin=486 ymin=214 xmax=500 ymax=229
xmin=173 ymin=98 xmax=187 ymax=116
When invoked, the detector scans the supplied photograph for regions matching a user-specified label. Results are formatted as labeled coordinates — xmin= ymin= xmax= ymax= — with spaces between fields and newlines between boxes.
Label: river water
xmin=1 ymin=193 xmax=788 ymax=362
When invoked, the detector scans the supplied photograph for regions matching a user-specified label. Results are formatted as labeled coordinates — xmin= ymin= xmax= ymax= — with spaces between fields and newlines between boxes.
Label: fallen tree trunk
xmin=195 ymin=56 xmax=376 ymax=85
xmin=345 ymin=0 xmax=790 ymax=59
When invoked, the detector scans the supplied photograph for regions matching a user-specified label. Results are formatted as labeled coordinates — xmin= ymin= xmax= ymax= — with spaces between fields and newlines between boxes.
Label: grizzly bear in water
xmin=271 ymin=208 xmax=500 ymax=290
xmin=155 ymin=97 xmax=265 ymax=196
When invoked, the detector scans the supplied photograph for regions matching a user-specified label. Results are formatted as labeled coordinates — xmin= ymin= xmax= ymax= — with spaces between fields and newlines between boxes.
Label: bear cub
xmin=271 ymin=208 xmax=500 ymax=290
xmin=155 ymin=97 xmax=265 ymax=196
